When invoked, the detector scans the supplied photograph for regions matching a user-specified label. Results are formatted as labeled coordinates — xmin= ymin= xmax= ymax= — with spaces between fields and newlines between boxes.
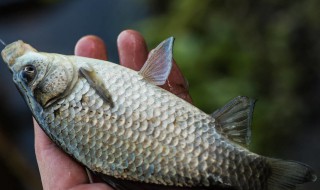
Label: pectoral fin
xmin=79 ymin=67 xmax=114 ymax=107
xmin=138 ymin=37 xmax=174 ymax=85
xmin=212 ymin=96 xmax=256 ymax=147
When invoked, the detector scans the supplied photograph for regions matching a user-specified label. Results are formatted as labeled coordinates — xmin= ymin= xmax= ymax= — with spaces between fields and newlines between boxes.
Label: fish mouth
xmin=13 ymin=73 xmax=56 ymax=144
xmin=13 ymin=74 xmax=43 ymax=117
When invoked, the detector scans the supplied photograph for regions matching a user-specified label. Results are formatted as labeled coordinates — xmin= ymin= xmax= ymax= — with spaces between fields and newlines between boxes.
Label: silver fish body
xmin=1 ymin=39 xmax=317 ymax=190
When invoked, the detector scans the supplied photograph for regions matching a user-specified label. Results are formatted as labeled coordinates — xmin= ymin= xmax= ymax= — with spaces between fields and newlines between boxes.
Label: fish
xmin=1 ymin=38 xmax=317 ymax=190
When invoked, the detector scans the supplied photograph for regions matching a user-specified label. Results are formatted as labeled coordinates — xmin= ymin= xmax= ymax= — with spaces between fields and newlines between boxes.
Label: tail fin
xmin=267 ymin=158 xmax=317 ymax=190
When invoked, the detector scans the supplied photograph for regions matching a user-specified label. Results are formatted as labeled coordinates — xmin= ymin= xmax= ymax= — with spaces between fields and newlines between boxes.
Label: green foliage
xmin=138 ymin=0 xmax=320 ymax=155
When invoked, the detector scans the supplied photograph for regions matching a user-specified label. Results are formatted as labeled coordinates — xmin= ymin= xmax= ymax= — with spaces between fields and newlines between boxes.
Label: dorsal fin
xmin=212 ymin=96 xmax=256 ymax=147
xmin=138 ymin=37 xmax=174 ymax=85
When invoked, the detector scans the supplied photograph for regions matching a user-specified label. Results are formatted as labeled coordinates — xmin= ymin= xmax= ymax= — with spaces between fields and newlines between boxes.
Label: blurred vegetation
xmin=138 ymin=0 xmax=320 ymax=155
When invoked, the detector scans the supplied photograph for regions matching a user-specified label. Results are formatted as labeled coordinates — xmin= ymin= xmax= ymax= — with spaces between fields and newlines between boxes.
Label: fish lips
xmin=13 ymin=73 xmax=43 ymax=118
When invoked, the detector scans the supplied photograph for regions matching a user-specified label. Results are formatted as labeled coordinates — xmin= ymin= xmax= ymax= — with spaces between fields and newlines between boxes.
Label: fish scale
xmin=1 ymin=38 xmax=316 ymax=190
xmin=39 ymin=67 xmax=267 ymax=189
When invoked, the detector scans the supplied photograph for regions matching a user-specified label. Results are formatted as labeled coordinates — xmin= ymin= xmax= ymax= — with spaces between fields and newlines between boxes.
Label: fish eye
xmin=21 ymin=65 xmax=37 ymax=83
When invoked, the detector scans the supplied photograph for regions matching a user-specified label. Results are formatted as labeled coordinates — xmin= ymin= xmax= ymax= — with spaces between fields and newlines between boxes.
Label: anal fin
xmin=212 ymin=96 xmax=256 ymax=147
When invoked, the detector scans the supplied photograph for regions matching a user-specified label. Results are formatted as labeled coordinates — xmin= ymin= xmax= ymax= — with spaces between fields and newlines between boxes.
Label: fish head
xmin=1 ymin=40 xmax=75 ymax=109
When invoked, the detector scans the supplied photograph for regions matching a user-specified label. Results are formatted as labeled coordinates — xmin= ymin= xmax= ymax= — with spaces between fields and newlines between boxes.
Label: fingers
xmin=34 ymin=119 xmax=89 ymax=190
xmin=76 ymin=31 xmax=191 ymax=104
xmin=117 ymin=30 xmax=192 ymax=103
xmin=117 ymin=30 xmax=148 ymax=70
xmin=161 ymin=60 xmax=192 ymax=103
xmin=75 ymin=35 xmax=108 ymax=60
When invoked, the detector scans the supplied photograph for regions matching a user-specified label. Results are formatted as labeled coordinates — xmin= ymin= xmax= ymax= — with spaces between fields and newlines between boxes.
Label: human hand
xmin=34 ymin=30 xmax=191 ymax=190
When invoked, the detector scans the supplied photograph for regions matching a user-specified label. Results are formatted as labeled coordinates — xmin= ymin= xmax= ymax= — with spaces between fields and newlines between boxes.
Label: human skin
xmin=34 ymin=30 xmax=192 ymax=190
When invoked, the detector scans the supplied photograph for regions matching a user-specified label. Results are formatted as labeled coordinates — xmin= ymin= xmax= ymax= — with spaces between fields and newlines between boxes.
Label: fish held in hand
xmin=1 ymin=38 xmax=317 ymax=190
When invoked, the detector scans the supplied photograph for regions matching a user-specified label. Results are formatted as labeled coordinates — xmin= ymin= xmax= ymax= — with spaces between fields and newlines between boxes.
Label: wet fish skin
xmin=1 ymin=39 xmax=317 ymax=190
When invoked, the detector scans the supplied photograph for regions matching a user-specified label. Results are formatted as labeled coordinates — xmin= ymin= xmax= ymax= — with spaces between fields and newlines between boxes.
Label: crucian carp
xmin=1 ymin=38 xmax=317 ymax=190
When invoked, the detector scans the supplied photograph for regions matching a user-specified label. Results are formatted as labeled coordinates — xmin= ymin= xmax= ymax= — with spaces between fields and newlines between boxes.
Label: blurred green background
xmin=0 ymin=0 xmax=319 ymax=189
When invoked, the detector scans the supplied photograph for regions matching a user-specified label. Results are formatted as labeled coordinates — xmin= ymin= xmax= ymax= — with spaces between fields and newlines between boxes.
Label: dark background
xmin=0 ymin=0 xmax=319 ymax=189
